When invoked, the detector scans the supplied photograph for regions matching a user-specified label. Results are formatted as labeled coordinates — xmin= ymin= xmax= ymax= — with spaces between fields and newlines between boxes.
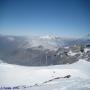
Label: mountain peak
xmin=40 ymin=35 xmax=60 ymax=40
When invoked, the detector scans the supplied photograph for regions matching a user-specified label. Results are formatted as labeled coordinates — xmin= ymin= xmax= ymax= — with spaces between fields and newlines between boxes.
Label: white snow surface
xmin=84 ymin=48 xmax=90 ymax=53
xmin=67 ymin=50 xmax=80 ymax=56
xmin=0 ymin=59 xmax=90 ymax=90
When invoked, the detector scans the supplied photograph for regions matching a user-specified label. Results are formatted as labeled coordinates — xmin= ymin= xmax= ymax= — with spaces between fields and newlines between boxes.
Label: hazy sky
xmin=0 ymin=0 xmax=90 ymax=37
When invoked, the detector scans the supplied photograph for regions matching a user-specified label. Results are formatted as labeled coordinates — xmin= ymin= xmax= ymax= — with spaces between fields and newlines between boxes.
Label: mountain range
xmin=0 ymin=34 xmax=90 ymax=66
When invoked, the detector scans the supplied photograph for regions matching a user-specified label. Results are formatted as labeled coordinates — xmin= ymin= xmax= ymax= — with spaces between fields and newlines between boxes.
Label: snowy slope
xmin=0 ymin=59 xmax=90 ymax=90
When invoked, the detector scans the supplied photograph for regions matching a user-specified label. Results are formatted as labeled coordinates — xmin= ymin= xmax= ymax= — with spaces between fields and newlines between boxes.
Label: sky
xmin=0 ymin=0 xmax=90 ymax=37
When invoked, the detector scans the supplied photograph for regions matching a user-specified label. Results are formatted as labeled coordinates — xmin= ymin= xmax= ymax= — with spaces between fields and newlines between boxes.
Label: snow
xmin=64 ymin=46 xmax=69 ymax=49
xmin=0 ymin=59 xmax=90 ymax=90
xmin=40 ymin=35 xmax=57 ymax=40
xmin=67 ymin=50 xmax=78 ymax=56
xmin=84 ymin=48 xmax=90 ymax=53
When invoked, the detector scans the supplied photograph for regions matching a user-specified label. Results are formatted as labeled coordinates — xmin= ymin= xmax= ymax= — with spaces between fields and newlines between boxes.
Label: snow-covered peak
xmin=40 ymin=35 xmax=59 ymax=40
xmin=23 ymin=35 xmax=60 ymax=50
